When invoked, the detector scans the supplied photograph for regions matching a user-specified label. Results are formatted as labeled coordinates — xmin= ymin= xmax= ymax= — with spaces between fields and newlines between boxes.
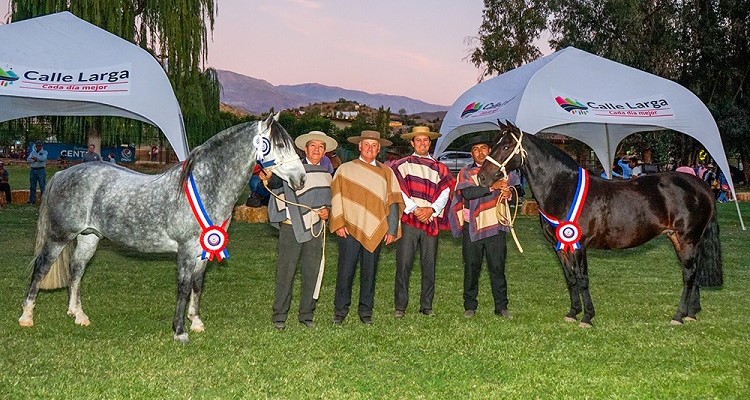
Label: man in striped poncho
xmin=391 ymin=126 xmax=455 ymax=318
xmin=329 ymin=130 xmax=404 ymax=325
xmin=448 ymin=136 xmax=513 ymax=320
xmin=263 ymin=131 xmax=336 ymax=330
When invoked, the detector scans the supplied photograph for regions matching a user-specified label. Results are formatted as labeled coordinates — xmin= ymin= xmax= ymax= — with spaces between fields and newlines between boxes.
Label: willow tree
xmin=8 ymin=0 xmax=220 ymax=150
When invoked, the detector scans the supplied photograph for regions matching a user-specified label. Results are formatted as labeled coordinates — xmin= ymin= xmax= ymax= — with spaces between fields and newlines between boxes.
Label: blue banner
xmin=28 ymin=143 xmax=135 ymax=164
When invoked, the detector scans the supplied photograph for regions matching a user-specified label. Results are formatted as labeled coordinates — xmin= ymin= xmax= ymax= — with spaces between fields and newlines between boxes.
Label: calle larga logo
xmin=0 ymin=66 xmax=20 ymax=87
xmin=555 ymin=96 xmax=589 ymax=115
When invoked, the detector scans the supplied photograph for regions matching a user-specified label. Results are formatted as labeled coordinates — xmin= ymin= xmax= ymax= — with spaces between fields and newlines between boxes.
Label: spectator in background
xmin=617 ymin=156 xmax=633 ymax=179
xmin=675 ymin=165 xmax=697 ymax=176
xmin=150 ymin=145 xmax=159 ymax=161
xmin=246 ymin=164 xmax=271 ymax=207
xmin=107 ymin=153 xmax=117 ymax=164
xmin=82 ymin=144 xmax=101 ymax=163
xmin=628 ymin=157 xmax=643 ymax=178
xmin=0 ymin=161 xmax=11 ymax=205
xmin=26 ymin=141 xmax=48 ymax=204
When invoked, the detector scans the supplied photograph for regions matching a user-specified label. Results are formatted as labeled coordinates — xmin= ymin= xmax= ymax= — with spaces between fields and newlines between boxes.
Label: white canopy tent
xmin=0 ymin=12 xmax=189 ymax=160
xmin=435 ymin=46 xmax=744 ymax=230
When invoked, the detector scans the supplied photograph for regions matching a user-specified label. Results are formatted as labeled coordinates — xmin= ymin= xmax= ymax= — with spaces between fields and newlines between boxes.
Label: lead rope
xmin=495 ymin=186 xmax=524 ymax=253
xmin=262 ymin=179 xmax=328 ymax=299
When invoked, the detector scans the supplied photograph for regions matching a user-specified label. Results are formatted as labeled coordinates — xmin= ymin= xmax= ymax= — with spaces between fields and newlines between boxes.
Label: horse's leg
xmin=686 ymin=285 xmax=701 ymax=321
xmin=575 ymin=248 xmax=595 ymax=328
xmin=19 ymin=240 xmax=69 ymax=327
xmin=556 ymin=251 xmax=581 ymax=323
xmin=66 ymin=234 xmax=100 ymax=326
xmin=188 ymin=259 xmax=209 ymax=333
xmin=670 ymin=241 xmax=697 ymax=325
xmin=173 ymin=245 xmax=198 ymax=343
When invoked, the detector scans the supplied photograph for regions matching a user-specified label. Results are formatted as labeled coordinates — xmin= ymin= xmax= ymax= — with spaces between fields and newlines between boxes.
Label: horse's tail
xmin=32 ymin=195 xmax=73 ymax=290
xmin=694 ymin=212 xmax=723 ymax=288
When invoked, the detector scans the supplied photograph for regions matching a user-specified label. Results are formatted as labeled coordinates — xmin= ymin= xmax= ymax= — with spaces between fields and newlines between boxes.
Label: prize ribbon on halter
xmin=184 ymin=172 xmax=230 ymax=261
xmin=253 ymin=133 xmax=276 ymax=169
xmin=538 ymin=167 xmax=589 ymax=252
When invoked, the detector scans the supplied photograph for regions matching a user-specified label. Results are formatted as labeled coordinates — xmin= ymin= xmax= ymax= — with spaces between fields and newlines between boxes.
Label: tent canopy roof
xmin=0 ymin=12 xmax=188 ymax=160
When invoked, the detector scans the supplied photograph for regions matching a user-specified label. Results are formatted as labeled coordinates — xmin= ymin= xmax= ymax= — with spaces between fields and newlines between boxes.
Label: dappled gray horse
xmin=19 ymin=114 xmax=306 ymax=342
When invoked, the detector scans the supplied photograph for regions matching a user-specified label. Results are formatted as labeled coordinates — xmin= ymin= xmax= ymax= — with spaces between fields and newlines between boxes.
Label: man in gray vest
xmin=82 ymin=144 xmax=102 ymax=163
xmin=262 ymin=131 xmax=336 ymax=330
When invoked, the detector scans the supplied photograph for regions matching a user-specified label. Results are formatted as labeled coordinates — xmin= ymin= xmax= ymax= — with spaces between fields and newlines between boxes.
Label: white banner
xmin=1 ymin=62 xmax=131 ymax=96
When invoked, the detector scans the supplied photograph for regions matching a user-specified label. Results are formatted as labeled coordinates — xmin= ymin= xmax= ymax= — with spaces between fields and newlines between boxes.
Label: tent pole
xmin=605 ymin=124 xmax=613 ymax=179
xmin=732 ymin=193 xmax=746 ymax=231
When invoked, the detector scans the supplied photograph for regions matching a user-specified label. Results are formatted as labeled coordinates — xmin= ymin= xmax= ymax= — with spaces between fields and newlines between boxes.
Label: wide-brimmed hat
xmin=294 ymin=131 xmax=338 ymax=152
xmin=462 ymin=135 xmax=494 ymax=151
xmin=347 ymin=130 xmax=392 ymax=147
xmin=401 ymin=126 xmax=441 ymax=141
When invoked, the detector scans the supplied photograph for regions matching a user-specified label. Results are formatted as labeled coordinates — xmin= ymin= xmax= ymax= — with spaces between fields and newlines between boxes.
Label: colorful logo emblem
xmin=0 ymin=67 xmax=19 ymax=87
xmin=461 ymin=102 xmax=482 ymax=118
xmin=555 ymin=96 xmax=588 ymax=113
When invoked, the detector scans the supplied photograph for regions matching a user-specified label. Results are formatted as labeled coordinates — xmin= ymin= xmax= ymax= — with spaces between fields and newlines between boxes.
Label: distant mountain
xmin=216 ymin=69 xmax=448 ymax=115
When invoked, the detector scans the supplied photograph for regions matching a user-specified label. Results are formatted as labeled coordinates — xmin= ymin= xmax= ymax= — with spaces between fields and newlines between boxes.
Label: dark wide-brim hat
xmin=462 ymin=135 xmax=494 ymax=151
xmin=347 ymin=130 xmax=392 ymax=147
xmin=401 ymin=126 xmax=441 ymax=141
xmin=294 ymin=131 xmax=338 ymax=152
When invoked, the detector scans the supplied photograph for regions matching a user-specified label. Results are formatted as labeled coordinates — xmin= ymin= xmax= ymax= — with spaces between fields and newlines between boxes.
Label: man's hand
xmin=413 ymin=207 xmax=433 ymax=223
xmin=336 ymin=226 xmax=348 ymax=238
xmin=317 ymin=208 xmax=329 ymax=221
xmin=258 ymin=170 xmax=272 ymax=181
xmin=491 ymin=179 xmax=512 ymax=201
xmin=384 ymin=233 xmax=397 ymax=245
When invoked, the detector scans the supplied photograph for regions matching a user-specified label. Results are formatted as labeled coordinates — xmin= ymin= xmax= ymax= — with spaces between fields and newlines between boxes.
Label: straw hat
xmin=294 ymin=131 xmax=338 ymax=152
xmin=401 ymin=126 xmax=441 ymax=141
xmin=347 ymin=130 xmax=392 ymax=147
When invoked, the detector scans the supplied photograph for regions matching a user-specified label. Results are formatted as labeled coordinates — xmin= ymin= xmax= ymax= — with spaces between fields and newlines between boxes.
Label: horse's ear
xmin=497 ymin=119 xmax=507 ymax=130
xmin=272 ymin=112 xmax=280 ymax=122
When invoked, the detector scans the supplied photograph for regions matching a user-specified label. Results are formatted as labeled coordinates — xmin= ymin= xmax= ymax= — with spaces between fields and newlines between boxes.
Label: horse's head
xmin=477 ymin=120 xmax=526 ymax=187
xmin=256 ymin=113 xmax=306 ymax=190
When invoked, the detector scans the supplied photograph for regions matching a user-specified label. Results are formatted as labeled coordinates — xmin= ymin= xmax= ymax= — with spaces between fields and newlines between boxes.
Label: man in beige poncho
xmin=330 ymin=130 xmax=404 ymax=325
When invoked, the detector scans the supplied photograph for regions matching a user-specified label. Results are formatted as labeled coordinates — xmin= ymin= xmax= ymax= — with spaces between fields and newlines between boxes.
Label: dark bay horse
xmin=477 ymin=121 xmax=722 ymax=327
xmin=19 ymin=114 xmax=306 ymax=342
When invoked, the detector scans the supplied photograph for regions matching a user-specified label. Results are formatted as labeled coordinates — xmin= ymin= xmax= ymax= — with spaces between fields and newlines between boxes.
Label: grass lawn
xmin=1 ymin=199 xmax=748 ymax=398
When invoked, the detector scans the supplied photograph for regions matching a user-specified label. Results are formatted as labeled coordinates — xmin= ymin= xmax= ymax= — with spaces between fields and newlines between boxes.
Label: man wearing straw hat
xmin=329 ymin=130 xmax=404 ymax=325
xmin=391 ymin=126 xmax=455 ymax=318
xmin=262 ymin=131 xmax=337 ymax=330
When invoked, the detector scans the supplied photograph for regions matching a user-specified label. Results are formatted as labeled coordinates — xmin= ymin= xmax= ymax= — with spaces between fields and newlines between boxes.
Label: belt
xmin=31 ymin=167 xmax=46 ymax=170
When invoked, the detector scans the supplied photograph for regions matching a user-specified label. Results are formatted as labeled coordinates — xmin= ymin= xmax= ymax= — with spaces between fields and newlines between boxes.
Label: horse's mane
xmin=178 ymin=122 xmax=253 ymax=187
xmin=523 ymin=130 xmax=582 ymax=171
xmin=269 ymin=118 xmax=295 ymax=152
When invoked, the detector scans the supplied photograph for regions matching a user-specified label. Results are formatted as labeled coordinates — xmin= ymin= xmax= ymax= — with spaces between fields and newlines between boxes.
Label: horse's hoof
xmin=563 ymin=316 xmax=577 ymax=323
xmin=75 ymin=316 xmax=90 ymax=326
xmin=578 ymin=322 xmax=593 ymax=329
xmin=18 ymin=317 xmax=34 ymax=327
xmin=670 ymin=319 xmax=683 ymax=325
xmin=190 ymin=318 xmax=205 ymax=333
xmin=173 ymin=333 xmax=190 ymax=344
xmin=684 ymin=316 xmax=697 ymax=322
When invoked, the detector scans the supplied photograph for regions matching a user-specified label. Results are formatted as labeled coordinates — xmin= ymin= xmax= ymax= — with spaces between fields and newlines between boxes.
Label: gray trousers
xmin=394 ymin=223 xmax=438 ymax=312
xmin=272 ymin=224 xmax=323 ymax=323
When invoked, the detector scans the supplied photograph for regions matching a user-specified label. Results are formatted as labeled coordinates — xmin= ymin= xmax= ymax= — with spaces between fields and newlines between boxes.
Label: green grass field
xmin=1 ymin=198 xmax=748 ymax=398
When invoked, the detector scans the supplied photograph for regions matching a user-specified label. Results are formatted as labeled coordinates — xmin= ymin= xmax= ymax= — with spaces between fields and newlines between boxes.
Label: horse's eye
xmin=503 ymin=145 xmax=510 ymax=150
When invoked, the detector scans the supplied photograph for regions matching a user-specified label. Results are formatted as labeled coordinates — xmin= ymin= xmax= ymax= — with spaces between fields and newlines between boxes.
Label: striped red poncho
xmin=392 ymin=155 xmax=455 ymax=236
